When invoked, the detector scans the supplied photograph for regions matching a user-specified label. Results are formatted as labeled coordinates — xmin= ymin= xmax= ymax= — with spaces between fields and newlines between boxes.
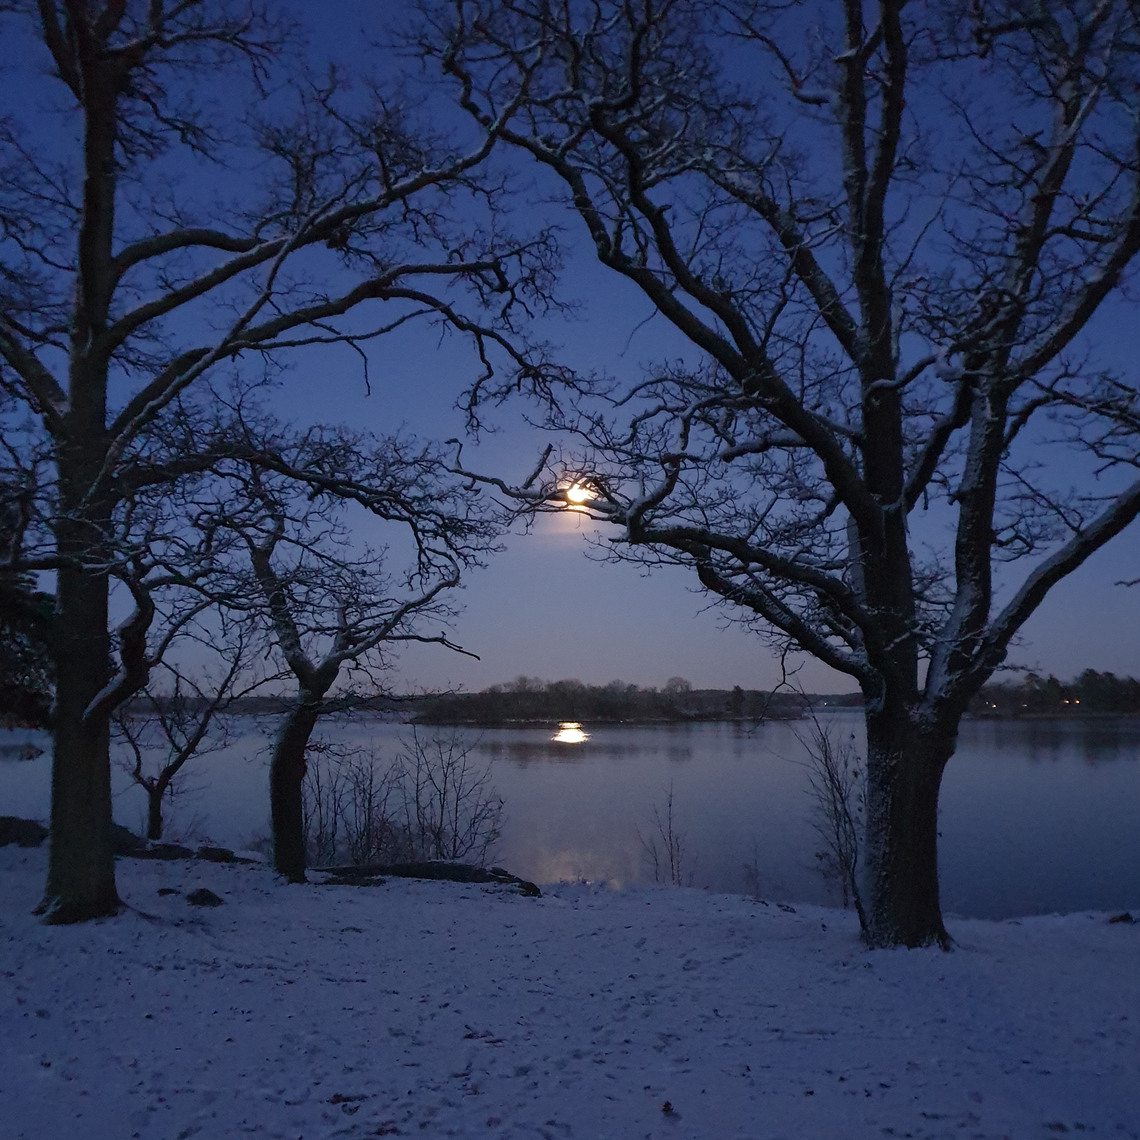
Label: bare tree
xmin=433 ymin=0 xmax=1140 ymax=946
xmin=112 ymin=619 xmax=269 ymax=840
xmin=0 ymin=1 xmax=552 ymax=921
xmin=200 ymin=432 xmax=496 ymax=882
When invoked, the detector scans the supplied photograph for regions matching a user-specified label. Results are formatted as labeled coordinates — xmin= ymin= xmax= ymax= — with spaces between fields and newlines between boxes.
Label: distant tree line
xmin=972 ymin=672 xmax=1140 ymax=717
xmin=12 ymin=664 xmax=1137 ymax=731
xmin=413 ymin=676 xmax=809 ymax=725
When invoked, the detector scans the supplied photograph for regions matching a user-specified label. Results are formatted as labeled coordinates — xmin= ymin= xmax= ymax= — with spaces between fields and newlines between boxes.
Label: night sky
xmin=291 ymin=7 xmax=1140 ymax=696
xmin=276 ymin=297 xmax=1140 ymax=697
xmin=4 ymin=2 xmax=1139 ymax=697
xmin=261 ymin=242 xmax=1140 ymax=695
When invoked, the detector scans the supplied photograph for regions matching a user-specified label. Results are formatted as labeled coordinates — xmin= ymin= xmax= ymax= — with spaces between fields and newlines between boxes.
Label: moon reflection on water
xmin=551 ymin=722 xmax=589 ymax=744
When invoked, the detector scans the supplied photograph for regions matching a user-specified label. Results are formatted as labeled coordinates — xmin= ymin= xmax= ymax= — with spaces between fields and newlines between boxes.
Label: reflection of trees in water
xmin=478 ymin=734 xmax=695 ymax=767
xmin=481 ymin=739 xmax=586 ymax=766
xmin=1078 ymin=725 xmax=1140 ymax=765
xmin=961 ymin=718 xmax=1140 ymax=764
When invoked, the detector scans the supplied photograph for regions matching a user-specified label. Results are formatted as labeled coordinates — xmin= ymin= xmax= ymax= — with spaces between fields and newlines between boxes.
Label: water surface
xmin=2 ymin=714 xmax=1137 ymax=919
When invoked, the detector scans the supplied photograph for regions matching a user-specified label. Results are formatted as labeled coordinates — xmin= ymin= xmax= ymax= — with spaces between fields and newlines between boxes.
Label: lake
xmin=2 ymin=714 xmax=1137 ymax=920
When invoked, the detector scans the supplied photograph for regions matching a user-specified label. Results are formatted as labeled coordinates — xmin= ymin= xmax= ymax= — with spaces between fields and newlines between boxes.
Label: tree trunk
xmin=270 ymin=698 xmax=322 ymax=882
xmin=36 ymin=561 xmax=119 ymax=922
xmin=861 ymin=706 xmax=957 ymax=949
xmin=146 ymin=786 xmax=164 ymax=842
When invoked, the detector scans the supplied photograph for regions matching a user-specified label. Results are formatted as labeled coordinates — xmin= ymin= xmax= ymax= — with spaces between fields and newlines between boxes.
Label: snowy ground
xmin=1 ymin=846 xmax=1137 ymax=1140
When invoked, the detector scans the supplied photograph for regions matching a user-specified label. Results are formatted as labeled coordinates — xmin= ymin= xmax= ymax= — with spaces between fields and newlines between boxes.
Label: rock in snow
xmin=1 ymin=847 xmax=1137 ymax=1139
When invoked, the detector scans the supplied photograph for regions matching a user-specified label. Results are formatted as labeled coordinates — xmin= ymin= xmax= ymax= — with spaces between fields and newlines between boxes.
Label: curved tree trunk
xmin=861 ymin=705 xmax=957 ymax=949
xmin=270 ymin=698 xmax=322 ymax=883
xmin=36 ymin=560 xmax=119 ymax=923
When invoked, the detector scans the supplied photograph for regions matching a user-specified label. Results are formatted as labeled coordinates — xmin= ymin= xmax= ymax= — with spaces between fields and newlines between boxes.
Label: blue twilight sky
xmin=257 ymin=260 xmax=1140 ymax=697
xmin=4 ymin=2 xmax=1140 ymax=696
xmin=273 ymin=5 xmax=1140 ymax=695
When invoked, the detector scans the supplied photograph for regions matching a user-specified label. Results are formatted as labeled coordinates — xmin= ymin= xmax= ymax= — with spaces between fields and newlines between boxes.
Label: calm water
xmin=2 ymin=714 xmax=1137 ymax=919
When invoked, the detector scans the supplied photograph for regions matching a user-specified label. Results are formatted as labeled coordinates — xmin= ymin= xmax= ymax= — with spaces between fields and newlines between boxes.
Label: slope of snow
xmin=1 ymin=846 xmax=1137 ymax=1139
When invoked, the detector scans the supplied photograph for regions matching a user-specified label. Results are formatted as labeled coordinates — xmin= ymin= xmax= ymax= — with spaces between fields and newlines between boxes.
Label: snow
xmin=933 ymin=349 xmax=964 ymax=383
xmin=2 ymin=846 xmax=1137 ymax=1140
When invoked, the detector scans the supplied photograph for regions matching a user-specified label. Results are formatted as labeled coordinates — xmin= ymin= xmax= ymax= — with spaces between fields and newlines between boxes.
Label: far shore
xmin=6 ymin=704 xmax=1140 ymax=738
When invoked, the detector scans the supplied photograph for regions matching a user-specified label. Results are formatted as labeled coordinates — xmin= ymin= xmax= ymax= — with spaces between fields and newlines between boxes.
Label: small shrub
xmin=302 ymin=728 xmax=503 ymax=868
xmin=637 ymin=783 xmax=693 ymax=887
xmin=798 ymin=715 xmax=867 ymax=932
xmin=741 ymin=845 xmax=766 ymax=902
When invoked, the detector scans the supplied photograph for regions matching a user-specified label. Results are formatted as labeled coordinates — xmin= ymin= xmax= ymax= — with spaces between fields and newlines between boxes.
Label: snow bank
xmin=1 ymin=847 xmax=1136 ymax=1139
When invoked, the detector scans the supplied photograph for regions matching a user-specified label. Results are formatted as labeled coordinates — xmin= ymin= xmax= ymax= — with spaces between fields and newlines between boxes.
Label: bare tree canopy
xmin=196 ymin=423 xmax=498 ymax=882
xmin=429 ymin=0 xmax=1140 ymax=946
xmin=112 ymin=612 xmax=273 ymax=842
xmin=0 ymin=0 xmax=552 ymax=922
